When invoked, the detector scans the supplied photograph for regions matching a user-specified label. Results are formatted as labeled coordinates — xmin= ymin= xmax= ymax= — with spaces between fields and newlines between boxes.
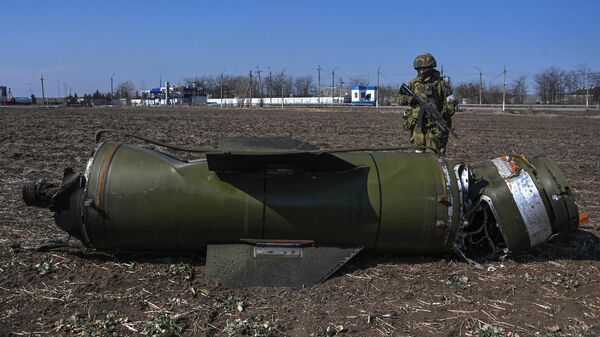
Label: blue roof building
xmin=351 ymin=85 xmax=377 ymax=106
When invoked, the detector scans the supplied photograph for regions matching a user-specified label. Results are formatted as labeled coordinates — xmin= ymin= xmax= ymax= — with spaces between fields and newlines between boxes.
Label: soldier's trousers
xmin=410 ymin=126 xmax=448 ymax=154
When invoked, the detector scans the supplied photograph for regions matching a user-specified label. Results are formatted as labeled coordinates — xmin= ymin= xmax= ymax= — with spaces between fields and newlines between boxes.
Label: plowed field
xmin=1 ymin=106 xmax=599 ymax=337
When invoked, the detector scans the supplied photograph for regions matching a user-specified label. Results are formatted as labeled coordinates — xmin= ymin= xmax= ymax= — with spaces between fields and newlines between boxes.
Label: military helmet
xmin=413 ymin=53 xmax=437 ymax=69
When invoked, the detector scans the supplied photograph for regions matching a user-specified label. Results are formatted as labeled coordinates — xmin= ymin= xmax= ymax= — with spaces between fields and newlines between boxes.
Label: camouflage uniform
xmin=397 ymin=53 xmax=456 ymax=154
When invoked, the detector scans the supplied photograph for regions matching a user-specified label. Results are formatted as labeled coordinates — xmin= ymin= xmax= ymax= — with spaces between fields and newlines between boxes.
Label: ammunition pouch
xmin=444 ymin=102 xmax=457 ymax=117
xmin=402 ymin=109 xmax=415 ymax=131
xmin=402 ymin=108 xmax=411 ymax=120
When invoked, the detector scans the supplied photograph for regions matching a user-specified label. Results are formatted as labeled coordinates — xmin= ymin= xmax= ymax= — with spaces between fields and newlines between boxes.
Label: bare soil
xmin=1 ymin=106 xmax=599 ymax=337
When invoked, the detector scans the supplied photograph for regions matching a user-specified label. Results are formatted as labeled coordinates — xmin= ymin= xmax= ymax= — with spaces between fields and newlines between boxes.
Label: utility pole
xmin=376 ymin=66 xmax=381 ymax=108
xmin=586 ymin=70 xmax=590 ymax=110
xmin=256 ymin=66 xmax=263 ymax=107
xmin=249 ymin=70 xmax=253 ymax=108
xmin=331 ymin=68 xmax=337 ymax=106
xmin=166 ymin=81 xmax=169 ymax=106
xmin=220 ymin=71 xmax=224 ymax=108
xmin=317 ymin=65 xmax=322 ymax=106
xmin=281 ymin=69 xmax=285 ymax=109
xmin=40 ymin=75 xmax=46 ymax=106
xmin=502 ymin=66 xmax=506 ymax=112
xmin=110 ymin=73 xmax=116 ymax=106
xmin=475 ymin=66 xmax=483 ymax=105
xmin=56 ymin=81 xmax=60 ymax=105
xmin=268 ymin=67 xmax=273 ymax=105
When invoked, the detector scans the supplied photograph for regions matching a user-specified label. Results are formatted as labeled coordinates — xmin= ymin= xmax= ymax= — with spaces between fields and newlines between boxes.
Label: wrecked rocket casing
xmin=24 ymin=138 xmax=580 ymax=286
xmin=471 ymin=153 xmax=579 ymax=253
xmin=64 ymin=142 xmax=463 ymax=254
xmin=39 ymin=141 xmax=579 ymax=256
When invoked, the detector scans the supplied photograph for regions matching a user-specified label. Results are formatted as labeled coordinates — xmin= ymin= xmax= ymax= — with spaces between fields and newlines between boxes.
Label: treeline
xmin=72 ymin=74 xmax=400 ymax=105
xmin=78 ymin=66 xmax=600 ymax=106
xmin=181 ymin=75 xmax=399 ymax=105
xmin=455 ymin=66 xmax=600 ymax=104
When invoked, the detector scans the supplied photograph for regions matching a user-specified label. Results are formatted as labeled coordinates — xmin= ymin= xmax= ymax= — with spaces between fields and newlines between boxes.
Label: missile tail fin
xmin=205 ymin=241 xmax=363 ymax=288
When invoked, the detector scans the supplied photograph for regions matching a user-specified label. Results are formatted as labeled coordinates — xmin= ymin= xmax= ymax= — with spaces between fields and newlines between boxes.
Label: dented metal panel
xmin=205 ymin=242 xmax=363 ymax=287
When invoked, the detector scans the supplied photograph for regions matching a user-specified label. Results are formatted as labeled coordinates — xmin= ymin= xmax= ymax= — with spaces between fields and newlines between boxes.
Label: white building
xmin=351 ymin=86 xmax=377 ymax=106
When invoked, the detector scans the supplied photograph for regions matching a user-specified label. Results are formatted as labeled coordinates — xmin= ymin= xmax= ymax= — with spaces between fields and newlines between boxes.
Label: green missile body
xmin=23 ymin=136 xmax=580 ymax=287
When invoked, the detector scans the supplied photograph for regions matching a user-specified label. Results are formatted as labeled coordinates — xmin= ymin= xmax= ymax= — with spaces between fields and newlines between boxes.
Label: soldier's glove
xmin=402 ymin=108 xmax=411 ymax=119
xmin=445 ymin=95 xmax=457 ymax=116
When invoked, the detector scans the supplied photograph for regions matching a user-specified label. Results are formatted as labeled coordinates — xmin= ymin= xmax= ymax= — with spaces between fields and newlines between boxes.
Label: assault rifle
xmin=399 ymin=83 xmax=458 ymax=138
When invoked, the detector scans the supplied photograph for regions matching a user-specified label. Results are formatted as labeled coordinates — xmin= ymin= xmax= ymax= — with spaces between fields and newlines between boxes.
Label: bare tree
xmin=484 ymin=84 xmax=504 ymax=104
xmin=510 ymin=76 xmax=527 ymax=104
xmin=572 ymin=64 xmax=591 ymax=104
xmin=293 ymin=76 xmax=314 ymax=96
xmin=454 ymin=81 xmax=480 ymax=103
xmin=116 ymin=81 xmax=136 ymax=99
xmin=183 ymin=76 xmax=208 ymax=89
xmin=590 ymin=71 xmax=600 ymax=104
xmin=272 ymin=73 xmax=293 ymax=97
xmin=228 ymin=75 xmax=250 ymax=98
xmin=377 ymin=85 xmax=398 ymax=106
xmin=563 ymin=70 xmax=583 ymax=104
xmin=349 ymin=77 xmax=368 ymax=86
xmin=183 ymin=76 xmax=218 ymax=96
xmin=534 ymin=67 xmax=566 ymax=103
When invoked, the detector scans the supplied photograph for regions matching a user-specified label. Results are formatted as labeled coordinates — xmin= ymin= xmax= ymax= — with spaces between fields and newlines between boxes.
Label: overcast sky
xmin=1 ymin=0 xmax=599 ymax=96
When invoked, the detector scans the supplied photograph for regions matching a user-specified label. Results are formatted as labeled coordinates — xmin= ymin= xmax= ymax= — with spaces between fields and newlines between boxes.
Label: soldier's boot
xmin=437 ymin=134 xmax=449 ymax=155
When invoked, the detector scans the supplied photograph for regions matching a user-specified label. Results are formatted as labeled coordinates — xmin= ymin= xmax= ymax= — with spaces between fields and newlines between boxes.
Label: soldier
xmin=397 ymin=53 xmax=456 ymax=154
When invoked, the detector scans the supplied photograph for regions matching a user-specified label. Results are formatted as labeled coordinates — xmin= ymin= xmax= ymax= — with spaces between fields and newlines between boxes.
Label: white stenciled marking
xmin=492 ymin=158 xmax=552 ymax=246
xmin=437 ymin=159 xmax=453 ymax=221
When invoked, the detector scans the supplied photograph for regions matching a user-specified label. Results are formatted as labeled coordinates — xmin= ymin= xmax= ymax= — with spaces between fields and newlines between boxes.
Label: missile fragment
xmin=22 ymin=136 xmax=580 ymax=287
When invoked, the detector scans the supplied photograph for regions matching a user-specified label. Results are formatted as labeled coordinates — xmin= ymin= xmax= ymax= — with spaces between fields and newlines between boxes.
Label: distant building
xmin=0 ymin=86 xmax=7 ymax=105
xmin=13 ymin=97 xmax=33 ymax=105
xmin=182 ymin=86 xmax=207 ymax=105
xmin=351 ymin=86 xmax=377 ymax=106
xmin=133 ymin=85 xmax=205 ymax=106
